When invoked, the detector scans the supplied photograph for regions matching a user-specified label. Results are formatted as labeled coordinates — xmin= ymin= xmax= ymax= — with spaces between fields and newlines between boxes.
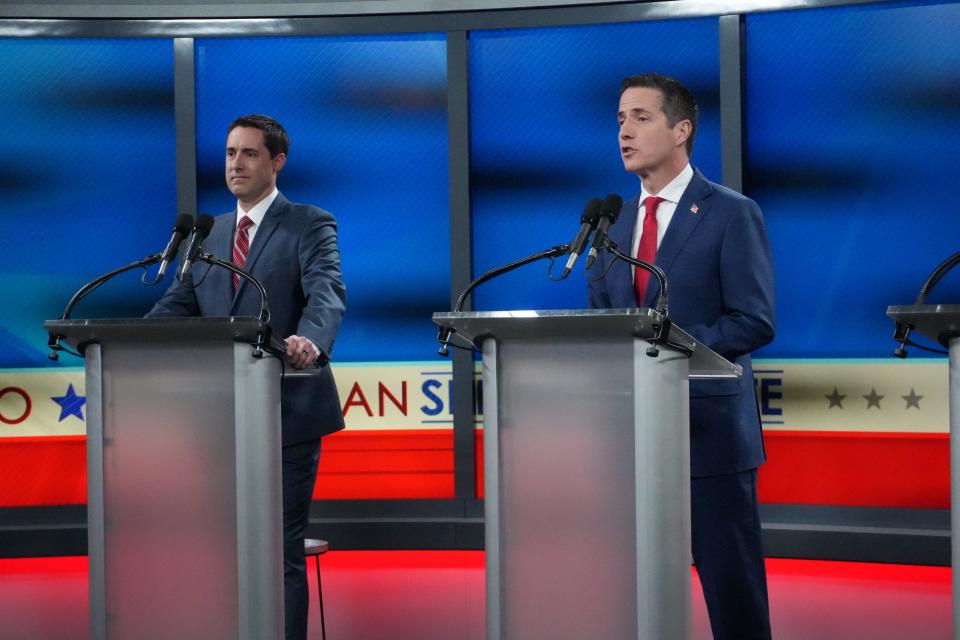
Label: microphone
xmin=157 ymin=214 xmax=195 ymax=279
xmin=176 ymin=214 xmax=215 ymax=281
xmin=585 ymin=194 xmax=624 ymax=269
xmin=560 ymin=198 xmax=602 ymax=278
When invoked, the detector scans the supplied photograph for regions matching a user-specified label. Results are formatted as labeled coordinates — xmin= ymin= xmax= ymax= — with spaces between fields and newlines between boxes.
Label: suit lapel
xmin=643 ymin=169 xmax=713 ymax=307
xmin=231 ymin=193 xmax=287 ymax=311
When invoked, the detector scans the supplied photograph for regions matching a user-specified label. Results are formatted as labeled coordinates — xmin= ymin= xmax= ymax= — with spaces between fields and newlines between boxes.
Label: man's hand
xmin=285 ymin=335 xmax=319 ymax=370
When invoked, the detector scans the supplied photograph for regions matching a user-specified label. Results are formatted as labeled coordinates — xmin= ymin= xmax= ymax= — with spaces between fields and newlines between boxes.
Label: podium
xmin=887 ymin=303 xmax=960 ymax=639
xmin=433 ymin=309 xmax=740 ymax=640
xmin=44 ymin=317 xmax=285 ymax=640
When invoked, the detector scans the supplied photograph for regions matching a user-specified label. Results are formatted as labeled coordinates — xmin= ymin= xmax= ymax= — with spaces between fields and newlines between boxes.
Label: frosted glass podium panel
xmin=434 ymin=309 xmax=739 ymax=640
xmin=887 ymin=304 xmax=960 ymax=639
xmin=44 ymin=317 xmax=284 ymax=640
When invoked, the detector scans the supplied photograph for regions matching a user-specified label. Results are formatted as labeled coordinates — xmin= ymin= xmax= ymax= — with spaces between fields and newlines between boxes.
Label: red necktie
xmin=232 ymin=215 xmax=254 ymax=292
xmin=634 ymin=196 xmax=663 ymax=304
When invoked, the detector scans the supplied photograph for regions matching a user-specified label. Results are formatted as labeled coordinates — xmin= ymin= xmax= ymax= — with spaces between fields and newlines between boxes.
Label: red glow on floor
xmin=0 ymin=553 xmax=950 ymax=640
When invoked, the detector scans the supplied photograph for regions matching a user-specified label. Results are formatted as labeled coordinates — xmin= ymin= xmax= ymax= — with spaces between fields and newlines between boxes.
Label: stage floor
xmin=0 ymin=553 xmax=949 ymax=639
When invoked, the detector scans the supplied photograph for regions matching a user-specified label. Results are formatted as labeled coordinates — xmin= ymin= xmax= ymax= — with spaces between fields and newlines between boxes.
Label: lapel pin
xmin=690 ymin=203 xmax=699 ymax=214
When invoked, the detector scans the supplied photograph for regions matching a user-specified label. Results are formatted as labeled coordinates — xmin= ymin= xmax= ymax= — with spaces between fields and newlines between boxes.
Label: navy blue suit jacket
xmin=588 ymin=169 xmax=775 ymax=477
xmin=148 ymin=192 xmax=347 ymax=446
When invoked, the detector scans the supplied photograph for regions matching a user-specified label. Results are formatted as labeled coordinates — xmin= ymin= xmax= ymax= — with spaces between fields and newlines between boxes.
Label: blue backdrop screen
xmin=0 ymin=39 xmax=176 ymax=368
xmin=194 ymin=35 xmax=450 ymax=362
xmin=746 ymin=2 xmax=960 ymax=357
xmin=468 ymin=20 xmax=722 ymax=311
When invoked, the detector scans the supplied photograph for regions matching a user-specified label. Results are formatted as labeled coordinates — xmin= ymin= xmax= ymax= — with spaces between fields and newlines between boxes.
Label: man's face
xmin=225 ymin=126 xmax=285 ymax=207
xmin=617 ymin=87 xmax=689 ymax=176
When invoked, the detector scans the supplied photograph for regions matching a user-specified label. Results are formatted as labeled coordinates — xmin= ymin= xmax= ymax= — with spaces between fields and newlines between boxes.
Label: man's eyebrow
xmin=618 ymin=106 xmax=653 ymax=117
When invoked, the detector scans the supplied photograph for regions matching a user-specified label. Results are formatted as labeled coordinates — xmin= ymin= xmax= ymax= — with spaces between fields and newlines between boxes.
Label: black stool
xmin=304 ymin=538 xmax=328 ymax=640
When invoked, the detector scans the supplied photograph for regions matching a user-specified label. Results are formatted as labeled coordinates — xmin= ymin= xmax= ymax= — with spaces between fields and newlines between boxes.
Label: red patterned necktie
xmin=232 ymin=215 xmax=254 ymax=293
xmin=634 ymin=196 xmax=663 ymax=304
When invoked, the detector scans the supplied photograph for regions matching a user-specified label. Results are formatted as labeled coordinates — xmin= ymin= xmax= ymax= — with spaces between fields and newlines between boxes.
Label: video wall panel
xmin=0 ymin=39 xmax=176 ymax=368
xmin=746 ymin=1 xmax=960 ymax=358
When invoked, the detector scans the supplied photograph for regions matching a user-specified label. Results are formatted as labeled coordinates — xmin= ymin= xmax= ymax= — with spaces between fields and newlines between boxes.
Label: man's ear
xmin=674 ymin=120 xmax=692 ymax=148
xmin=273 ymin=153 xmax=287 ymax=174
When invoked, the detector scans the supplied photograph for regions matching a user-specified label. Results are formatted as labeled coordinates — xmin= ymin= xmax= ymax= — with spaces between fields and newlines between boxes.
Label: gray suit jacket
xmin=148 ymin=192 xmax=347 ymax=445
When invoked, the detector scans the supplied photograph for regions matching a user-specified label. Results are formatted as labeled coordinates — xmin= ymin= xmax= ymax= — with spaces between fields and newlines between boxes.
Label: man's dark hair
xmin=620 ymin=73 xmax=698 ymax=156
xmin=228 ymin=114 xmax=290 ymax=158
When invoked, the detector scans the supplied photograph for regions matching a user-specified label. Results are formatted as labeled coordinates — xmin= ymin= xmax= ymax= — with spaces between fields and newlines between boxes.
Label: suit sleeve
xmin=145 ymin=268 xmax=201 ymax=318
xmin=295 ymin=211 xmax=347 ymax=358
xmin=683 ymin=199 xmax=775 ymax=359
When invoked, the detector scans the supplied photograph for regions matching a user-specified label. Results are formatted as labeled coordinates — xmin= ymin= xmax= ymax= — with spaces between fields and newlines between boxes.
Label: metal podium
xmin=44 ymin=317 xmax=285 ymax=640
xmin=887 ymin=303 xmax=960 ymax=639
xmin=433 ymin=308 xmax=741 ymax=640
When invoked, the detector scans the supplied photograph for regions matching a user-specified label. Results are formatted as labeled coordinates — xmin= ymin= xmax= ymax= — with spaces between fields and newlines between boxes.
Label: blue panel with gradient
xmin=0 ymin=39 xmax=175 ymax=368
xmin=194 ymin=35 xmax=449 ymax=362
xmin=469 ymin=20 xmax=722 ymax=311
xmin=746 ymin=1 xmax=960 ymax=357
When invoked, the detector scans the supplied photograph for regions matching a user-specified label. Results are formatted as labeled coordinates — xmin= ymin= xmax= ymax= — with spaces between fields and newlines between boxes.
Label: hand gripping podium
xmin=433 ymin=309 xmax=741 ymax=640
xmin=887 ymin=304 xmax=960 ymax=639
xmin=43 ymin=317 xmax=285 ymax=640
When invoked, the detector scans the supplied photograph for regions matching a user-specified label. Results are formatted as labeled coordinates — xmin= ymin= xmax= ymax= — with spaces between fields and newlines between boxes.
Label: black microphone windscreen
xmin=173 ymin=213 xmax=194 ymax=233
xmin=580 ymin=198 xmax=603 ymax=225
xmin=600 ymin=194 xmax=623 ymax=221
xmin=194 ymin=214 xmax=215 ymax=236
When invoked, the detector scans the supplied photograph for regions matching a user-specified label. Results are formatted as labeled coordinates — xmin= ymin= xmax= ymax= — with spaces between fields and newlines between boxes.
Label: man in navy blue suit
xmin=588 ymin=74 xmax=775 ymax=639
xmin=148 ymin=114 xmax=346 ymax=640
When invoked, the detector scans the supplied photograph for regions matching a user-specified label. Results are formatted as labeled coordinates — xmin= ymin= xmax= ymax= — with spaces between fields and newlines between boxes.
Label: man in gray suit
xmin=148 ymin=114 xmax=346 ymax=640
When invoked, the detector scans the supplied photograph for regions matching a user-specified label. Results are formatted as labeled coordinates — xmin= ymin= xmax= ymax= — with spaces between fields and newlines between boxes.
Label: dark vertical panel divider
xmin=173 ymin=37 xmax=197 ymax=216
xmin=719 ymin=14 xmax=745 ymax=193
xmin=446 ymin=31 xmax=480 ymax=506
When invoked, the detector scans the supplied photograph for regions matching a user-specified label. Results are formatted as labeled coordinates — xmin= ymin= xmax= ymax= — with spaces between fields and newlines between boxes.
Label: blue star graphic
xmin=52 ymin=384 xmax=86 ymax=422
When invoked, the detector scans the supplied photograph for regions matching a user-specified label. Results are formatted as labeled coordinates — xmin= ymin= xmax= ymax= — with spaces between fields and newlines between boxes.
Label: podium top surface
xmin=433 ymin=308 xmax=741 ymax=379
xmin=886 ymin=304 xmax=960 ymax=346
xmin=45 ymin=316 xmax=282 ymax=352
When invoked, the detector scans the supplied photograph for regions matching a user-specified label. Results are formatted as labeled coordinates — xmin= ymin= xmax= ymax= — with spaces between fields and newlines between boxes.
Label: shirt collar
xmin=639 ymin=163 xmax=694 ymax=206
xmin=236 ymin=188 xmax=279 ymax=229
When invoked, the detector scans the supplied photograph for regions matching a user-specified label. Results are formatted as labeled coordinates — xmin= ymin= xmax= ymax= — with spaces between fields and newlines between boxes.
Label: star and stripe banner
xmin=1 ymin=359 xmax=947 ymax=437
